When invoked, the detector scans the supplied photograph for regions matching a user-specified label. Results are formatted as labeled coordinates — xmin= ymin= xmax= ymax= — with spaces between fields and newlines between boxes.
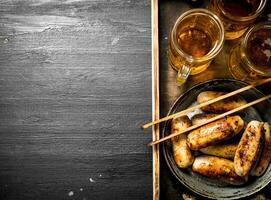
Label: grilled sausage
xmin=251 ymin=123 xmax=271 ymax=176
xmin=192 ymin=155 xmax=248 ymax=185
xmin=171 ymin=116 xmax=191 ymax=142
xmin=234 ymin=121 xmax=264 ymax=177
xmin=197 ymin=91 xmax=247 ymax=113
xmin=200 ymin=143 xmax=238 ymax=159
xmin=191 ymin=113 xmax=218 ymax=125
xmin=187 ymin=116 xmax=244 ymax=150
xmin=171 ymin=116 xmax=194 ymax=168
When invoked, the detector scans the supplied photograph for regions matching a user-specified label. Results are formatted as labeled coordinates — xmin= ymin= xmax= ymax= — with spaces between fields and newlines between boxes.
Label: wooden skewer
xmin=148 ymin=94 xmax=271 ymax=146
xmin=142 ymin=78 xmax=271 ymax=129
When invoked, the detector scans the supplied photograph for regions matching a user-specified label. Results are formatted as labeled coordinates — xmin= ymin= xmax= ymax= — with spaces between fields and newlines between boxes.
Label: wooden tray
xmin=151 ymin=0 xmax=271 ymax=199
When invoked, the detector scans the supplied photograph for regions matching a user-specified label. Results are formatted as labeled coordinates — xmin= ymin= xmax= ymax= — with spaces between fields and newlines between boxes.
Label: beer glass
xmin=168 ymin=9 xmax=224 ymax=84
xmin=209 ymin=0 xmax=267 ymax=40
xmin=229 ymin=22 xmax=271 ymax=83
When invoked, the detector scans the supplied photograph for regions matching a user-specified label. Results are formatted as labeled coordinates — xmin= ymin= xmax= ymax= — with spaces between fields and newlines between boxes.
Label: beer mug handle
xmin=176 ymin=64 xmax=191 ymax=85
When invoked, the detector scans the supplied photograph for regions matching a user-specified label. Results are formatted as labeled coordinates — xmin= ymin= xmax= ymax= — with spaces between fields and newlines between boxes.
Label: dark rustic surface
xmin=0 ymin=1 xmax=152 ymax=200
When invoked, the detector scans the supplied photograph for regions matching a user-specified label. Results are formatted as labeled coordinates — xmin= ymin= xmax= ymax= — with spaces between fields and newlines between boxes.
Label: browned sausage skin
xmin=192 ymin=155 xmax=248 ymax=185
xmin=171 ymin=116 xmax=191 ymax=142
xmin=197 ymin=91 xmax=247 ymax=113
xmin=251 ymin=123 xmax=271 ymax=176
xmin=200 ymin=143 xmax=238 ymax=159
xmin=234 ymin=121 xmax=264 ymax=177
xmin=171 ymin=116 xmax=194 ymax=168
xmin=187 ymin=116 xmax=244 ymax=150
xmin=191 ymin=113 xmax=218 ymax=125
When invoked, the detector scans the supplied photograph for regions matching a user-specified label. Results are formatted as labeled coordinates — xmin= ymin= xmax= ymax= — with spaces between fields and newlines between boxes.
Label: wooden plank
xmin=0 ymin=1 xmax=152 ymax=199
xmin=151 ymin=0 xmax=160 ymax=199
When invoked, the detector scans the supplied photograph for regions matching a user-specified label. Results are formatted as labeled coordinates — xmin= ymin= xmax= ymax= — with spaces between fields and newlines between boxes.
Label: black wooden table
xmin=0 ymin=1 xmax=152 ymax=199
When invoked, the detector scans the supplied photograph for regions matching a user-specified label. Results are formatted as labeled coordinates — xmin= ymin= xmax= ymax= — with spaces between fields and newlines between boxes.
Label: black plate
xmin=162 ymin=79 xmax=271 ymax=199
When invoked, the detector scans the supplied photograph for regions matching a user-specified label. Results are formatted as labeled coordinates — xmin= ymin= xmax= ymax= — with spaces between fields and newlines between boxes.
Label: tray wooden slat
xmin=151 ymin=0 xmax=160 ymax=199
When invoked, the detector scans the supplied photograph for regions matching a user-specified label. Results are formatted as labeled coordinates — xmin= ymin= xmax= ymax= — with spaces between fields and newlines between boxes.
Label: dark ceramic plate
xmin=162 ymin=79 xmax=271 ymax=199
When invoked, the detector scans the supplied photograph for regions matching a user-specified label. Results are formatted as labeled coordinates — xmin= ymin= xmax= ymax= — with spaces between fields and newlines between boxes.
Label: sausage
xmin=197 ymin=91 xmax=247 ymax=113
xmin=172 ymin=134 xmax=195 ymax=168
xmin=192 ymin=155 xmax=248 ymax=185
xmin=200 ymin=143 xmax=238 ymax=159
xmin=187 ymin=116 xmax=244 ymax=150
xmin=251 ymin=123 xmax=271 ymax=176
xmin=171 ymin=116 xmax=191 ymax=142
xmin=234 ymin=121 xmax=264 ymax=177
xmin=191 ymin=113 xmax=218 ymax=125
xmin=171 ymin=116 xmax=194 ymax=168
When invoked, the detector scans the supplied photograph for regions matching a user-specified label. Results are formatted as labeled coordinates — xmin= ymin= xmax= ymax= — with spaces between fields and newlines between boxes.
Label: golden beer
xmin=168 ymin=27 xmax=213 ymax=75
xmin=209 ymin=0 xmax=267 ymax=40
xmin=168 ymin=9 xmax=224 ymax=83
xmin=229 ymin=22 xmax=271 ymax=83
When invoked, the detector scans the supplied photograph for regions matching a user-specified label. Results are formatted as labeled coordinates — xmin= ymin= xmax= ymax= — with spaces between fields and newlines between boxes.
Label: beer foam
xmin=264 ymin=38 xmax=271 ymax=46
xmin=263 ymin=50 xmax=271 ymax=62
xmin=263 ymin=38 xmax=271 ymax=62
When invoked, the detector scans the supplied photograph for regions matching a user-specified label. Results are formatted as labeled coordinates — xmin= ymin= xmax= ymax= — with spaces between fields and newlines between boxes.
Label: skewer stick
xmin=142 ymin=78 xmax=271 ymax=129
xmin=148 ymin=94 xmax=271 ymax=146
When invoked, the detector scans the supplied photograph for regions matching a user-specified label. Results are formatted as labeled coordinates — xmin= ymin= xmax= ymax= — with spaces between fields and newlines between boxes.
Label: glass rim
xmin=217 ymin=0 xmax=267 ymax=22
xmin=241 ymin=21 xmax=271 ymax=76
xmin=171 ymin=8 xmax=224 ymax=63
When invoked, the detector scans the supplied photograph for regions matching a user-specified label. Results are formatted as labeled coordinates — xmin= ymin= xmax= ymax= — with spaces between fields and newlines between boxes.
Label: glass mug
xmin=229 ymin=22 xmax=271 ymax=83
xmin=209 ymin=0 xmax=267 ymax=40
xmin=168 ymin=9 xmax=224 ymax=84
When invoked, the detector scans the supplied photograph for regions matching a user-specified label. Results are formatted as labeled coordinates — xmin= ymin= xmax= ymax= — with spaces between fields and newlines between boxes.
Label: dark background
xmin=0 ymin=1 xmax=152 ymax=200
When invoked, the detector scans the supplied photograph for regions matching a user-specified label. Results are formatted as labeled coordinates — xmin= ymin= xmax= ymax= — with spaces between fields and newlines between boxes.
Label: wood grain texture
xmin=0 ymin=1 xmax=152 ymax=200
xmin=151 ymin=0 xmax=160 ymax=199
